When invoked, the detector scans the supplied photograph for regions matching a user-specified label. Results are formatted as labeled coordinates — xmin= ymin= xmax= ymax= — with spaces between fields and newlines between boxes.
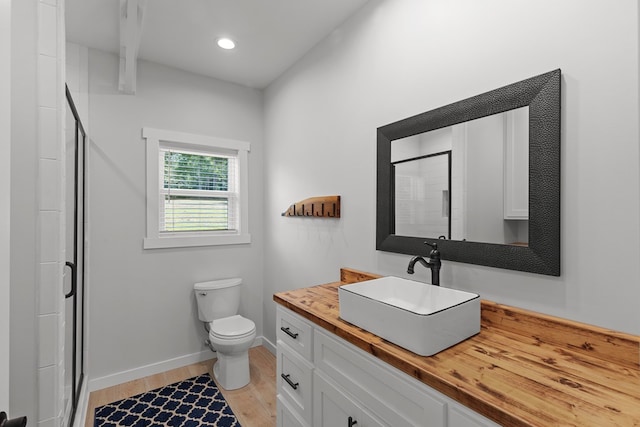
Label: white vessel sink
xmin=338 ymin=276 xmax=480 ymax=356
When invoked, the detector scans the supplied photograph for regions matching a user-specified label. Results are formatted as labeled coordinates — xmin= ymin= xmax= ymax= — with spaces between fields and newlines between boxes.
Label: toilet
xmin=194 ymin=278 xmax=256 ymax=390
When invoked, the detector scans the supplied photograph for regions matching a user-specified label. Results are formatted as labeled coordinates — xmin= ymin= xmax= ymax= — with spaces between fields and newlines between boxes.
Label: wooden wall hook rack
xmin=282 ymin=195 xmax=341 ymax=218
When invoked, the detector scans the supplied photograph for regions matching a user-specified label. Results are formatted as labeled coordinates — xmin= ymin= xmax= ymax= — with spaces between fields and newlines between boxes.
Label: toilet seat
xmin=210 ymin=315 xmax=255 ymax=340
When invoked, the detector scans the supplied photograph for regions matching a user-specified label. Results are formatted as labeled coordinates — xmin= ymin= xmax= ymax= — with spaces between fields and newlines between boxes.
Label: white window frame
xmin=142 ymin=127 xmax=251 ymax=249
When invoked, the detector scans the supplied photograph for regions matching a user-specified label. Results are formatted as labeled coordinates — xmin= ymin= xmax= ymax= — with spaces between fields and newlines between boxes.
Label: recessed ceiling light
xmin=217 ymin=38 xmax=236 ymax=50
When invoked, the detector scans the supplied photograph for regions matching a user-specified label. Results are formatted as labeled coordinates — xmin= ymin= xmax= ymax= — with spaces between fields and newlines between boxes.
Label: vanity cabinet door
xmin=277 ymin=395 xmax=310 ymax=427
xmin=313 ymin=372 xmax=387 ymax=427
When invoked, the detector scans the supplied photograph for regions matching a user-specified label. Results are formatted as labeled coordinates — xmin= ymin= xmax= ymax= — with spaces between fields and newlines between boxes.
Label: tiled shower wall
xmin=37 ymin=0 xmax=65 ymax=425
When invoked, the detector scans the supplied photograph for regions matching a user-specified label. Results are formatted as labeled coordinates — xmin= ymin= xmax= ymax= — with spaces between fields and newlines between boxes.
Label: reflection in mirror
xmin=394 ymin=150 xmax=451 ymax=239
xmin=376 ymin=69 xmax=561 ymax=276
xmin=391 ymin=107 xmax=529 ymax=246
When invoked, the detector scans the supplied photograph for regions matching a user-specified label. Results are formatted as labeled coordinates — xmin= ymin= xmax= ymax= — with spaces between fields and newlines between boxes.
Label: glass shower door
xmin=63 ymin=86 xmax=86 ymax=427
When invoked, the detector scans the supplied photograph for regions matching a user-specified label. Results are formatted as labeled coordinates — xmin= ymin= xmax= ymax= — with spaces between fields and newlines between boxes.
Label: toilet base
xmin=212 ymin=350 xmax=250 ymax=390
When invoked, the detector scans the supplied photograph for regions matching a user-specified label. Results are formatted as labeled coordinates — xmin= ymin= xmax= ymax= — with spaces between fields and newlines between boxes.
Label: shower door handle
xmin=65 ymin=261 xmax=76 ymax=299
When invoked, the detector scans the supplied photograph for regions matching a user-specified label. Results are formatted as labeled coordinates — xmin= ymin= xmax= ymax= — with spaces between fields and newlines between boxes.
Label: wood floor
xmin=85 ymin=346 xmax=276 ymax=427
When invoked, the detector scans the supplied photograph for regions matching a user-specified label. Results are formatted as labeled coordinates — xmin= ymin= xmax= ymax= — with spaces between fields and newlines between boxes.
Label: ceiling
xmin=65 ymin=0 xmax=370 ymax=89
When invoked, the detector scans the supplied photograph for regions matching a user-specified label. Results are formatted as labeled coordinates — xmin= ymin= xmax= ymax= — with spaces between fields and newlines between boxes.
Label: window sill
xmin=143 ymin=233 xmax=251 ymax=249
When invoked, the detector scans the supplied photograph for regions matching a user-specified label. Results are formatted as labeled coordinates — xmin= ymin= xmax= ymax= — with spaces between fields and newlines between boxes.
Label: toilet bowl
xmin=194 ymin=279 xmax=256 ymax=390
xmin=209 ymin=315 xmax=256 ymax=390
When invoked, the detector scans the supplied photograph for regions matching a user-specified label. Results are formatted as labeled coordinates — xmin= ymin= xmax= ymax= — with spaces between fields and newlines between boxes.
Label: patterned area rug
xmin=94 ymin=374 xmax=241 ymax=427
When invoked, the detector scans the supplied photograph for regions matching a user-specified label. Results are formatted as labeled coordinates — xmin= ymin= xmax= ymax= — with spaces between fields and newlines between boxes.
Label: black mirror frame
xmin=376 ymin=69 xmax=561 ymax=276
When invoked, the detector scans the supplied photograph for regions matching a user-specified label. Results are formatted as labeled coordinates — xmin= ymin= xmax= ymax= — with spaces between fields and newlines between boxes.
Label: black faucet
xmin=407 ymin=242 xmax=441 ymax=286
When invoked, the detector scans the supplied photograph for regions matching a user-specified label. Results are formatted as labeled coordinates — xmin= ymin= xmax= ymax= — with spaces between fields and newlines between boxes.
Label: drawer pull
xmin=280 ymin=326 xmax=299 ymax=339
xmin=281 ymin=373 xmax=299 ymax=390
xmin=348 ymin=416 xmax=357 ymax=426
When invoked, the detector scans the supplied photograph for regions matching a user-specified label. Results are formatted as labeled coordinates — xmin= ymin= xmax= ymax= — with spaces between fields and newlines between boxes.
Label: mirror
xmin=377 ymin=69 xmax=560 ymax=276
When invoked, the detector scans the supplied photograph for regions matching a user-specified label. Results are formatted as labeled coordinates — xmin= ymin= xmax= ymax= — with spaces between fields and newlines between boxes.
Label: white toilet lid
xmin=210 ymin=315 xmax=255 ymax=338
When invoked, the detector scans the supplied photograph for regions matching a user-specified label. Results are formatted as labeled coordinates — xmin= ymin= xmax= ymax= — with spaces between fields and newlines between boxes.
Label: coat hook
xmin=282 ymin=195 xmax=341 ymax=218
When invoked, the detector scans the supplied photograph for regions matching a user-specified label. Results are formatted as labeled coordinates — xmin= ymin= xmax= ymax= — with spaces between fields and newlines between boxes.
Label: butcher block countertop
xmin=273 ymin=268 xmax=640 ymax=427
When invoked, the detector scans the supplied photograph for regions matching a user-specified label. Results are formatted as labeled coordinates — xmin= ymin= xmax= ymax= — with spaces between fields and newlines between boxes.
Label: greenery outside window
xmin=143 ymin=128 xmax=251 ymax=248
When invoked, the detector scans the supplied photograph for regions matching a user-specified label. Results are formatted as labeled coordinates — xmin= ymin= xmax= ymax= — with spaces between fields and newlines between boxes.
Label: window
xmin=143 ymin=128 xmax=250 ymax=248
xmin=161 ymin=148 xmax=237 ymax=233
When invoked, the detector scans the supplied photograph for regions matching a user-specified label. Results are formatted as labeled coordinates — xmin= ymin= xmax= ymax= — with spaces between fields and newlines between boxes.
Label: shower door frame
xmin=64 ymin=85 xmax=86 ymax=427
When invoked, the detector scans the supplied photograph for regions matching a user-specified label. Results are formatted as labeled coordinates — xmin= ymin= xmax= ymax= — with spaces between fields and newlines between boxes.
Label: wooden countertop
xmin=273 ymin=268 xmax=640 ymax=427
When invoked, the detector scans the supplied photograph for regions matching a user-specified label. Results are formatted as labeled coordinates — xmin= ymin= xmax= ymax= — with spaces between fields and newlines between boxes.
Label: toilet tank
xmin=194 ymin=278 xmax=242 ymax=322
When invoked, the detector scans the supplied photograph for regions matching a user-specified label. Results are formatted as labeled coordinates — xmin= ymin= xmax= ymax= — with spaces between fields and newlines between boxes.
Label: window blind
xmin=160 ymin=147 xmax=239 ymax=233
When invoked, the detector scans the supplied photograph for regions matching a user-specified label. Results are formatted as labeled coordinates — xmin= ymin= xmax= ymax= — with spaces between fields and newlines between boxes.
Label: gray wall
xmin=86 ymin=50 xmax=265 ymax=380
xmin=263 ymin=0 xmax=640 ymax=348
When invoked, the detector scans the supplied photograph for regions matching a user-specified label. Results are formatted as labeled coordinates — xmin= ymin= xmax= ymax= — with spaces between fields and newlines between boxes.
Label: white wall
xmin=263 ymin=0 xmax=640 ymax=345
xmin=0 ymin=0 xmax=11 ymax=411
xmin=86 ymin=49 xmax=265 ymax=381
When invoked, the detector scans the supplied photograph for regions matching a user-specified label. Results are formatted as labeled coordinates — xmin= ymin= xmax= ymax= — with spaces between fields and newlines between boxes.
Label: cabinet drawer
xmin=277 ymin=394 xmax=310 ymax=427
xmin=277 ymin=341 xmax=313 ymax=424
xmin=277 ymin=306 xmax=313 ymax=361
xmin=314 ymin=329 xmax=446 ymax=427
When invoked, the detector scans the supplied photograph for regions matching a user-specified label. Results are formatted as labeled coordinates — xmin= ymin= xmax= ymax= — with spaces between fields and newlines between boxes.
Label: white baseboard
xmin=87 ymin=335 xmax=270 ymax=392
xmin=261 ymin=335 xmax=276 ymax=355
xmin=88 ymin=349 xmax=213 ymax=392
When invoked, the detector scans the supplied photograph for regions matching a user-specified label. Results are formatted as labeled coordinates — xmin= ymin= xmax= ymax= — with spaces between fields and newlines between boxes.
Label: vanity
xmin=274 ymin=268 xmax=640 ymax=427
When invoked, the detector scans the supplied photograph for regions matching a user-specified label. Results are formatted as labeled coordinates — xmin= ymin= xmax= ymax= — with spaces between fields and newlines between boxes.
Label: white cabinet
xmin=277 ymin=307 xmax=314 ymax=427
xmin=503 ymin=107 xmax=529 ymax=220
xmin=276 ymin=306 xmax=500 ymax=427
